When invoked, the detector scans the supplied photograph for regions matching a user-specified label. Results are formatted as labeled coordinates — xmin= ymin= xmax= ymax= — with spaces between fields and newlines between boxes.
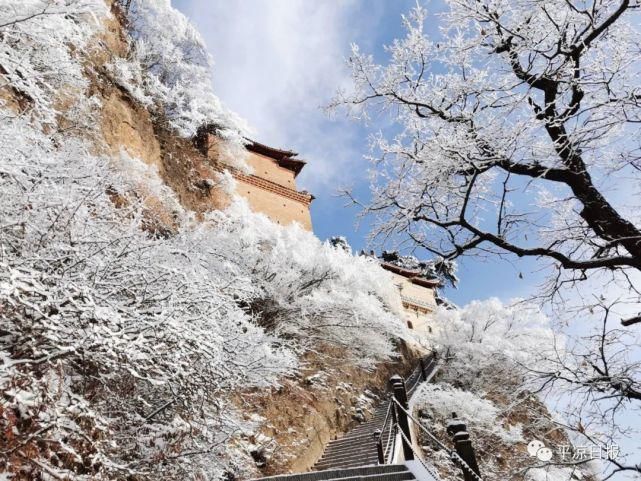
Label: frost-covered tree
xmin=334 ymin=1 xmax=641 ymax=318
xmin=335 ymin=3 xmax=641 ymax=478
xmin=336 ymin=0 xmax=641 ymax=298
xmin=415 ymin=300 xmax=599 ymax=481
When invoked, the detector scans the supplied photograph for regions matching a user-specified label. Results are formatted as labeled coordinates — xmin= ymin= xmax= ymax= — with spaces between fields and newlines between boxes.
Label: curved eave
xmin=380 ymin=262 xmax=442 ymax=288
xmin=246 ymin=139 xmax=307 ymax=177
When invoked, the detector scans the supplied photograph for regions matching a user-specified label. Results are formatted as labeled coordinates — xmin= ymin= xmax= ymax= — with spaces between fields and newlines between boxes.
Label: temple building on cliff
xmin=380 ymin=260 xmax=441 ymax=336
xmin=196 ymin=128 xmax=314 ymax=230
xmin=197 ymin=128 xmax=442 ymax=337
xmin=236 ymin=141 xmax=314 ymax=230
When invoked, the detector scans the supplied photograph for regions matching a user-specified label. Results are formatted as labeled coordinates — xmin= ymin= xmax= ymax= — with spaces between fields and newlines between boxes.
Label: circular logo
xmin=527 ymin=440 xmax=553 ymax=462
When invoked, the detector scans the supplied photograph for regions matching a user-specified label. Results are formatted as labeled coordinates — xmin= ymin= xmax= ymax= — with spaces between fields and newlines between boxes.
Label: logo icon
xmin=527 ymin=440 xmax=553 ymax=462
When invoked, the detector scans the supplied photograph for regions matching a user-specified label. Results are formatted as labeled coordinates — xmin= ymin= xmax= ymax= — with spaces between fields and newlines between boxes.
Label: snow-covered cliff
xmin=0 ymin=2 xmax=421 ymax=479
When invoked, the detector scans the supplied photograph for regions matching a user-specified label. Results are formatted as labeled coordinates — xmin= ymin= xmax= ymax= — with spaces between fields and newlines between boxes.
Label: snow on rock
xmin=112 ymin=0 xmax=250 ymax=169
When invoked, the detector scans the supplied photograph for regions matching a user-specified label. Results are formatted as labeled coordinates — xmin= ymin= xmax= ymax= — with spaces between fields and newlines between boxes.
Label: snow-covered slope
xmin=0 ymin=2 xmax=417 ymax=479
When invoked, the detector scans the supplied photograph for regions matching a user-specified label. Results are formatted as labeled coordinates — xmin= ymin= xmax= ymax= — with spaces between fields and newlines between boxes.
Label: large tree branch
xmin=571 ymin=0 xmax=631 ymax=56
xmin=411 ymin=207 xmax=640 ymax=270
xmin=489 ymin=0 xmax=641 ymax=259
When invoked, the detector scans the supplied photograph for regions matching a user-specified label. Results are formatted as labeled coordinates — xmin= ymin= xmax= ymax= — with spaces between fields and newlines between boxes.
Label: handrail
xmin=375 ymin=353 xmax=436 ymax=466
xmin=406 ymin=355 xmax=437 ymax=396
xmin=391 ymin=397 xmax=484 ymax=481
xmin=375 ymin=401 xmax=396 ymax=465
xmin=372 ymin=352 xmax=483 ymax=481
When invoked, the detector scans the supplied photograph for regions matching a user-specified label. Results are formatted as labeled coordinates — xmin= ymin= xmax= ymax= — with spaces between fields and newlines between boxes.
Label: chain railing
xmin=374 ymin=352 xmax=484 ymax=481
xmin=391 ymin=397 xmax=484 ymax=481
xmin=374 ymin=353 xmax=436 ymax=467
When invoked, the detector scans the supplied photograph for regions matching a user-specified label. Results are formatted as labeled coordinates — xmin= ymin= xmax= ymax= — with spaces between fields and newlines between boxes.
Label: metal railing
xmin=391 ymin=397 xmax=484 ymax=481
xmin=374 ymin=353 xmax=484 ymax=481
xmin=374 ymin=353 xmax=437 ymax=466
xmin=406 ymin=355 xmax=437 ymax=397
xmin=374 ymin=401 xmax=397 ymax=464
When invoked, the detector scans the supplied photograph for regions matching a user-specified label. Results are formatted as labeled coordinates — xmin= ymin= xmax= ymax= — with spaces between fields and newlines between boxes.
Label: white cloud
xmin=174 ymin=0 xmax=384 ymax=192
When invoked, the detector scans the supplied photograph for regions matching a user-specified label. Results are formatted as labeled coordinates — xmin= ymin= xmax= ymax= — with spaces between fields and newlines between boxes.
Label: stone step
xmin=330 ymin=421 xmax=385 ymax=440
xmin=315 ymin=452 xmax=379 ymax=466
xmin=349 ymin=424 xmax=383 ymax=432
xmin=346 ymin=424 xmax=382 ymax=434
xmin=324 ymin=432 xmax=379 ymax=447
xmin=252 ymin=464 xmax=408 ymax=481
xmin=321 ymin=450 xmax=378 ymax=464
xmin=313 ymin=459 xmax=380 ymax=471
xmin=330 ymin=471 xmax=416 ymax=481
xmin=323 ymin=443 xmax=381 ymax=458
xmin=314 ymin=471 xmax=416 ymax=481
xmin=323 ymin=441 xmax=378 ymax=454
xmin=319 ymin=449 xmax=379 ymax=464
xmin=347 ymin=427 xmax=384 ymax=437
xmin=315 ymin=457 xmax=379 ymax=470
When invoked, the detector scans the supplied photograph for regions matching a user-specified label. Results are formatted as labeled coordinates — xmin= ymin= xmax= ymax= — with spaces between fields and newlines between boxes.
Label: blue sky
xmin=172 ymin=0 xmax=544 ymax=306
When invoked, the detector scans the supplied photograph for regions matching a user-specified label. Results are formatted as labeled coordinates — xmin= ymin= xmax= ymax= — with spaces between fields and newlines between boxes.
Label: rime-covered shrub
xmin=0 ymin=118 xmax=409 ymax=479
xmin=432 ymin=298 xmax=554 ymax=392
xmin=0 ymin=0 xmax=107 ymax=125
xmin=0 ymin=114 xmax=296 ymax=480
xmin=206 ymin=203 xmax=409 ymax=367
xmin=412 ymin=301 xmax=593 ymax=481
xmin=411 ymin=382 xmax=591 ymax=481
xmin=111 ymin=0 xmax=249 ymax=170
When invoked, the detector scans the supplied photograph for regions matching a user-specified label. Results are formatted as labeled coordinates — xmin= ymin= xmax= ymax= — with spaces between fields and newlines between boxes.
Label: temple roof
xmin=380 ymin=262 xmax=442 ymax=288
xmin=247 ymin=139 xmax=307 ymax=177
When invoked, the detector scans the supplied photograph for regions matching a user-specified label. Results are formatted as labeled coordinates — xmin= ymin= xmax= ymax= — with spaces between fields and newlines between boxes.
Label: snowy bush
xmin=411 ymin=383 xmax=523 ymax=444
xmin=0 ymin=0 xmax=107 ymax=125
xmin=112 ymin=0 xmax=249 ymax=170
xmin=412 ymin=301 xmax=593 ymax=481
xmin=411 ymin=382 xmax=590 ymax=481
xmin=432 ymin=298 xmax=555 ymax=392
xmin=0 ymin=115 xmax=408 ymax=478
xmin=0 ymin=113 xmax=296 ymax=480
xmin=207 ymin=204 xmax=409 ymax=367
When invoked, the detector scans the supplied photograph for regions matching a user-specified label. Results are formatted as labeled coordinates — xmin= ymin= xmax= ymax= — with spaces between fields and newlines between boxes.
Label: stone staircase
xmin=254 ymin=464 xmax=416 ymax=481
xmin=251 ymin=354 xmax=444 ymax=481
xmin=313 ymin=402 xmax=392 ymax=471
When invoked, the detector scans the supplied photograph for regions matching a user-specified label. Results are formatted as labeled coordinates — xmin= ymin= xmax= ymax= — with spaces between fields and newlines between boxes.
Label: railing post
xmin=446 ymin=413 xmax=481 ymax=481
xmin=373 ymin=430 xmax=385 ymax=464
xmin=390 ymin=375 xmax=414 ymax=461
xmin=419 ymin=357 xmax=427 ymax=381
